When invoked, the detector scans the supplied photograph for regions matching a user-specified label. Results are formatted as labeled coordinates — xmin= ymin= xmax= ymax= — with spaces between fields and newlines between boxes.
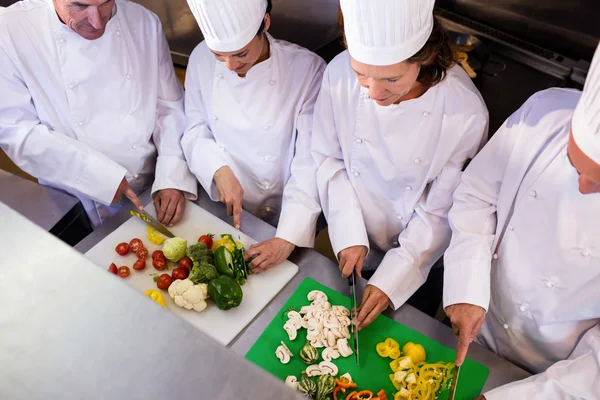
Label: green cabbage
xmin=162 ymin=237 xmax=187 ymax=262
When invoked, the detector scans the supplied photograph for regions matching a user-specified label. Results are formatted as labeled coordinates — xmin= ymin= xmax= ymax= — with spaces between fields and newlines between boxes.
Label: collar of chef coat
xmin=218 ymin=32 xmax=275 ymax=81
xmin=44 ymin=0 xmax=119 ymax=35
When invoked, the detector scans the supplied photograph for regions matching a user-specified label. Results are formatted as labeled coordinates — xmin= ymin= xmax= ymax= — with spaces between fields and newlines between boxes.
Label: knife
xmin=448 ymin=364 xmax=461 ymax=400
xmin=348 ymin=272 xmax=360 ymax=366
xmin=129 ymin=209 xmax=175 ymax=238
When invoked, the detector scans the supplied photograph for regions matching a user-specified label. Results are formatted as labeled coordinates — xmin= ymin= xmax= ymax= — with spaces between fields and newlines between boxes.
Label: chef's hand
xmin=153 ymin=189 xmax=186 ymax=226
xmin=356 ymin=284 xmax=390 ymax=330
xmin=214 ymin=166 xmax=244 ymax=229
xmin=245 ymin=238 xmax=295 ymax=274
xmin=338 ymin=245 xmax=367 ymax=278
xmin=445 ymin=303 xmax=486 ymax=366
xmin=112 ymin=177 xmax=143 ymax=210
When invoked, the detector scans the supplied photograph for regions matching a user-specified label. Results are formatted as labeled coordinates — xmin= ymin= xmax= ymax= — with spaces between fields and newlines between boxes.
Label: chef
xmin=444 ymin=43 xmax=600 ymax=399
xmin=182 ymin=0 xmax=324 ymax=272
xmin=312 ymin=0 xmax=489 ymax=329
xmin=0 ymin=0 xmax=197 ymax=228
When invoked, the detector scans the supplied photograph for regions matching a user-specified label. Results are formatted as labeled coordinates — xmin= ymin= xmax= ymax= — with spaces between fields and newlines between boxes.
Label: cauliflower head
xmin=168 ymin=279 xmax=209 ymax=312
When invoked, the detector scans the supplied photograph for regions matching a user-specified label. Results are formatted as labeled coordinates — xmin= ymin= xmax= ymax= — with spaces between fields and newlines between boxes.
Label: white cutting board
xmin=85 ymin=201 xmax=298 ymax=345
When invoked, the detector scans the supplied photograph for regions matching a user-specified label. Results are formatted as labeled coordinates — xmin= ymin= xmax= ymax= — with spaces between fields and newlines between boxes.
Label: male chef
xmin=445 ymin=43 xmax=600 ymax=399
xmin=182 ymin=0 xmax=324 ymax=272
xmin=0 ymin=0 xmax=197 ymax=227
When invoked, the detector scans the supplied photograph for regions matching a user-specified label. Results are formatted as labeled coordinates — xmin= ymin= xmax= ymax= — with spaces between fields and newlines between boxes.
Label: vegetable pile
xmin=286 ymin=372 xmax=388 ymax=400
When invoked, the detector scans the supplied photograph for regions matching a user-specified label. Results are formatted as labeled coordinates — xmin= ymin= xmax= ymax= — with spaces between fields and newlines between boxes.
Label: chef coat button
xmin=355 ymin=138 xmax=363 ymax=144
xmin=264 ymin=206 xmax=272 ymax=212
xmin=353 ymin=171 xmax=360 ymax=177
xmin=529 ymin=190 xmax=537 ymax=198
xmin=217 ymin=74 xmax=223 ymax=80
xmin=263 ymin=183 xmax=270 ymax=189
xmin=507 ymin=225 xmax=514 ymax=231
xmin=269 ymin=80 xmax=276 ymax=85
xmin=59 ymin=38 xmax=65 ymax=44
xmin=396 ymin=215 xmax=402 ymax=221
xmin=581 ymin=250 xmax=590 ymax=257
xmin=503 ymin=324 xmax=509 ymax=330
xmin=131 ymin=145 xmax=137 ymax=150
xmin=128 ymin=110 xmax=133 ymax=115
xmin=263 ymin=155 xmax=271 ymax=161
xmin=213 ymin=116 xmax=218 ymax=121
xmin=422 ymin=111 xmax=430 ymax=117
xmin=77 ymin=121 xmax=83 ymax=127
xmin=544 ymin=280 xmax=554 ymax=288
xmin=67 ymin=84 xmax=74 ymax=90
xmin=362 ymin=93 xmax=369 ymax=99
xmin=219 ymin=146 xmax=225 ymax=150
xmin=519 ymin=305 xmax=527 ymax=312
xmin=116 ymin=30 xmax=121 ymax=36
xmin=413 ymin=158 xmax=421 ymax=164
xmin=126 ymin=74 xmax=131 ymax=80
xmin=265 ymin=125 xmax=271 ymax=130
xmin=391 ymin=240 xmax=399 ymax=247
xmin=493 ymin=253 xmax=498 ymax=260
xmin=133 ymin=174 xmax=139 ymax=178
xmin=405 ymin=185 xmax=412 ymax=191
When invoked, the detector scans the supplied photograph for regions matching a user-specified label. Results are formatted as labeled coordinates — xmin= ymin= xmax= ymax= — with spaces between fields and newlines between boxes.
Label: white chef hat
xmin=573 ymin=43 xmax=600 ymax=164
xmin=187 ymin=0 xmax=268 ymax=52
xmin=340 ymin=0 xmax=435 ymax=66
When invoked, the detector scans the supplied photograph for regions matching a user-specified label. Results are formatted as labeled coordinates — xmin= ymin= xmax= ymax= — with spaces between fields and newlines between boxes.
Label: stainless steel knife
xmin=448 ymin=364 xmax=461 ymax=400
xmin=348 ymin=272 xmax=360 ymax=366
xmin=129 ymin=209 xmax=175 ymax=238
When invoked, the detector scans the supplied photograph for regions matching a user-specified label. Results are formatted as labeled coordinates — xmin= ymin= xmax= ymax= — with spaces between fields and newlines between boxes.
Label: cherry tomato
xmin=178 ymin=256 xmax=193 ymax=271
xmin=115 ymin=242 xmax=130 ymax=256
xmin=117 ymin=266 xmax=130 ymax=278
xmin=156 ymin=274 xmax=173 ymax=290
xmin=133 ymin=259 xmax=146 ymax=271
xmin=136 ymin=247 xmax=149 ymax=260
xmin=108 ymin=263 xmax=118 ymax=274
xmin=129 ymin=238 xmax=144 ymax=252
xmin=152 ymin=250 xmax=165 ymax=260
xmin=172 ymin=267 xmax=189 ymax=280
xmin=197 ymin=234 xmax=213 ymax=249
xmin=152 ymin=257 xmax=167 ymax=271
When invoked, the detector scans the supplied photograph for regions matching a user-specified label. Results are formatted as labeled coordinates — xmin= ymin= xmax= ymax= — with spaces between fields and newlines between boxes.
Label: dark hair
xmin=408 ymin=16 xmax=456 ymax=88
xmin=256 ymin=0 xmax=272 ymax=35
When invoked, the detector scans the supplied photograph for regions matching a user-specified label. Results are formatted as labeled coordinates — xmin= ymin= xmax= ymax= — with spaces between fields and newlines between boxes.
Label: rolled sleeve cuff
xmin=151 ymin=155 xmax=198 ymax=199
xmin=77 ymin=154 xmax=127 ymax=205
xmin=328 ymin=212 xmax=369 ymax=259
xmin=443 ymin=259 xmax=491 ymax=311
xmin=192 ymin=148 xmax=232 ymax=202
xmin=276 ymin=203 xmax=319 ymax=248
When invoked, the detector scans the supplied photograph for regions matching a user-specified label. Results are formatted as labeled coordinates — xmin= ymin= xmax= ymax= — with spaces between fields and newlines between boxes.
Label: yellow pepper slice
xmin=390 ymin=356 xmax=414 ymax=372
xmin=147 ymin=226 xmax=165 ymax=245
xmin=144 ymin=289 xmax=167 ymax=308
xmin=402 ymin=342 xmax=426 ymax=363
xmin=376 ymin=338 xmax=401 ymax=359
xmin=211 ymin=238 xmax=235 ymax=252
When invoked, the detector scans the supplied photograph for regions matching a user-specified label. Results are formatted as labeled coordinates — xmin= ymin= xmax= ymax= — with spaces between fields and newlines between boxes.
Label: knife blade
xmin=348 ymin=272 xmax=360 ymax=366
xmin=448 ymin=364 xmax=461 ymax=400
xmin=129 ymin=209 xmax=175 ymax=238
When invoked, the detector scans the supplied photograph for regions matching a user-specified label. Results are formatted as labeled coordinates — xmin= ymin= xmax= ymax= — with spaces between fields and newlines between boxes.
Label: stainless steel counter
xmin=76 ymin=188 xmax=531 ymax=394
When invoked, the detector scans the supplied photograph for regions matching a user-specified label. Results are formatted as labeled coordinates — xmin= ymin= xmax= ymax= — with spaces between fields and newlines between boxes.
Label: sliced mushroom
xmin=330 ymin=327 xmax=342 ymax=339
xmin=306 ymin=365 xmax=323 ymax=377
xmin=307 ymin=290 xmax=327 ymax=303
xmin=326 ymin=329 xmax=337 ymax=347
xmin=299 ymin=305 xmax=313 ymax=315
xmin=333 ymin=306 xmax=350 ymax=316
xmin=280 ymin=341 xmax=293 ymax=356
xmin=275 ymin=345 xmax=291 ymax=364
xmin=285 ymin=375 xmax=299 ymax=390
xmin=310 ymin=337 xmax=325 ymax=348
xmin=287 ymin=318 xmax=303 ymax=330
xmin=317 ymin=301 xmax=332 ymax=311
xmin=322 ymin=347 xmax=341 ymax=362
xmin=318 ymin=361 xmax=339 ymax=376
xmin=287 ymin=311 xmax=302 ymax=321
xmin=340 ymin=326 xmax=351 ymax=339
xmin=307 ymin=318 xmax=321 ymax=330
xmin=337 ymin=338 xmax=353 ymax=358
xmin=323 ymin=314 xmax=339 ymax=329
xmin=283 ymin=322 xmax=298 ymax=341
xmin=338 ymin=316 xmax=351 ymax=328
xmin=306 ymin=326 xmax=321 ymax=339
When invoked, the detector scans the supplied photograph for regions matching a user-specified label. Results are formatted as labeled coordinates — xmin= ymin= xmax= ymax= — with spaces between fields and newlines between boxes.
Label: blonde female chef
xmin=182 ymin=0 xmax=324 ymax=272
xmin=444 ymin=43 xmax=600 ymax=400
xmin=312 ymin=0 xmax=489 ymax=328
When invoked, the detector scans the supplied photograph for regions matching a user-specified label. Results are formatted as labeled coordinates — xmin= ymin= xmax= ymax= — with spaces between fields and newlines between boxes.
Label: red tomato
xmin=136 ymin=247 xmax=149 ymax=260
xmin=156 ymin=274 xmax=173 ymax=290
xmin=152 ymin=257 xmax=167 ymax=271
xmin=117 ymin=266 xmax=130 ymax=278
xmin=197 ymin=234 xmax=213 ymax=249
xmin=172 ymin=267 xmax=189 ymax=280
xmin=133 ymin=259 xmax=146 ymax=271
xmin=178 ymin=256 xmax=192 ymax=271
xmin=151 ymin=250 xmax=164 ymax=260
xmin=108 ymin=263 xmax=118 ymax=274
xmin=115 ymin=242 xmax=130 ymax=256
xmin=129 ymin=238 xmax=144 ymax=252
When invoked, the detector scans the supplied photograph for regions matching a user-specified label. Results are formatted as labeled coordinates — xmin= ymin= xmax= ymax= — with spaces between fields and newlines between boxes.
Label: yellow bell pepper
xmin=147 ymin=226 xmax=165 ymax=245
xmin=390 ymin=356 xmax=414 ymax=373
xmin=144 ymin=289 xmax=167 ymax=308
xmin=211 ymin=238 xmax=235 ymax=252
xmin=376 ymin=338 xmax=401 ymax=359
xmin=402 ymin=342 xmax=426 ymax=363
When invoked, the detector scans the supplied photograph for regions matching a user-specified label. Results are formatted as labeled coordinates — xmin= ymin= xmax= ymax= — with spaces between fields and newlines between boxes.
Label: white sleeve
xmin=0 ymin=44 xmax=126 ymax=205
xmin=150 ymin=23 xmax=198 ymax=199
xmin=370 ymin=109 xmax=488 ymax=309
xmin=485 ymin=325 xmax=600 ymax=400
xmin=442 ymin=99 xmax=533 ymax=311
xmin=276 ymin=59 xmax=325 ymax=248
xmin=311 ymin=67 xmax=369 ymax=257
xmin=181 ymin=48 xmax=234 ymax=202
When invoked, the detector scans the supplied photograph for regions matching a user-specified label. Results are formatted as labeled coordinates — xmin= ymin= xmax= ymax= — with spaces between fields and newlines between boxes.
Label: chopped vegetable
xmin=390 ymin=356 xmax=414 ymax=372
xmin=156 ymin=273 xmax=173 ymax=290
xmin=152 ymin=250 xmax=165 ymax=260
xmin=377 ymin=389 xmax=388 ymax=400
xmin=376 ymin=338 xmax=401 ymax=359
xmin=115 ymin=242 xmax=130 ymax=256
xmin=231 ymin=245 xmax=247 ymax=285
xmin=144 ymin=289 xmax=167 ymax=308
xmin=186 ymin=242 xmax=214 ymax=264
xmin=213 ymin=246 xmax=235 ymax=277
xmin=335 ymin=376 xmax=356 ymax=389
xmin=117 ymin=266 xmax=130 ymax=278
xmin=167 ymin=279 xmax=208 ymax=312
xmin=316 ymin=374 xmax=336 ymax=400
xmin=355 ymin=390 xmax=373 ymax=400
xmin=334 ymin=387 xmax=346 ymax=400
xmin=207 ymin=275 xmax=243 ymax=310
xmin=108 ymin=263 xmax=118 ymax=274
xmin=300 ymin=340 xmax=319 ymax=364
xmin=152 ymin=257 xmax=167 ymax=271
xmin=275 ymin=342 xmax=293 ymax=364
xmin=285 ymin=376 xmax=299 ymax=390
xmin=147 ymin=227 xmax=165 ymax=245
xmin=133 ymin=259 xmax=146 ymax=271
xmin=136 ymin=247 xmax=149 ymax=260
xmin=189 ymin=261 xmax=220 ymax=284
xmin=129 ymin=238 xmax=143 ymax=252
xmin=162 ymin=237 xmax=187 ymax=262
xmin=402 ymin=342 xmax=426 ymax=363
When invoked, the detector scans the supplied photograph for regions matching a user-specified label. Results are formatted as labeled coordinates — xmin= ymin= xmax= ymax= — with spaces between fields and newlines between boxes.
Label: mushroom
xmin=318 ymin=361 xmax=339 ymax=376
xmin=322 ymin=347 xmax=341 ymax=362
xmin=275 ymin=345 xmax=291 ymax=364
xmin=307 ymin=290 xmax=327 ymax=303
xmin=340 ymin=326 xmax=351 ymax=339
xmin=310 ymin=337 xmax=325 ymax=348
xmin=333 ymin=306 xmax=350 ymax=316
xmin=285 ymin=375 xmax=299 ymax=390
xmin=337 ymin=338 xmax=353 ymax=358
xmin=338 ymin=316 xmax=351 ymax=328
xmin=307 ymin=318 xmax=321 ymax=330
xmin=326 ymin=329 xmax=337 ymax=347
xmin=306 ymin=326 xmax=321 ymax=340
xmin=330 ymin=327 xmax=342 ymax=339
xmin=284 ymin=322 xmax=298 ymax=341
xmin=318 ymin=301 xmax=332 ymax=311
xmin=323 ymin=314 xmax=339 ymax=329
xmin=306 ymin=365 xmax=323 ymax=377
xmin=287 ymin=311 xmax=302 ymax=321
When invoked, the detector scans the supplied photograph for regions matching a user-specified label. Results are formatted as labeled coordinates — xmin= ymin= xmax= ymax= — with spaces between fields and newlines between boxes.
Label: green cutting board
xmin=246 ymin=278 xmax=489 ymax=399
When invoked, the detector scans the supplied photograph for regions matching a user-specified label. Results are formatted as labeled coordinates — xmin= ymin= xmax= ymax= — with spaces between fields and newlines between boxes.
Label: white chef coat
xmin=311 ymin=50 xmax=488 ymax=308
xmin=0 ymin=0 xmax=197 ymax=227
xmin=444 ymin=88 xmax=600 ymax=399
xmin=181 ymin=34 xmax=324 ymax=247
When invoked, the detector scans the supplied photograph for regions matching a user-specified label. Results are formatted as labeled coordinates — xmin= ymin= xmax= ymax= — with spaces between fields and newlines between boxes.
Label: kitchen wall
xmin=437 ymin=0 xmax=599 ymax=62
